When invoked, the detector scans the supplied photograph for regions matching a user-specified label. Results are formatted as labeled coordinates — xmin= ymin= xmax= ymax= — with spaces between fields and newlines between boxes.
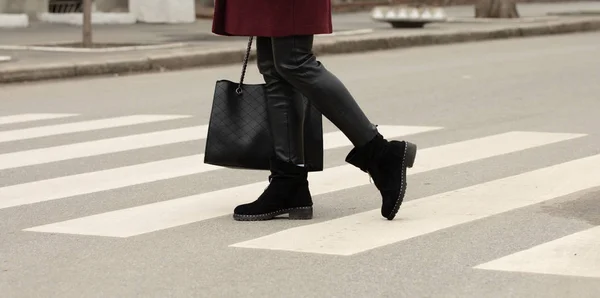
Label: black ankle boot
xmin=345 ymin=134 xmax=417 ymax=220
xmin=233 ymin=158 xmax=313 ymax=221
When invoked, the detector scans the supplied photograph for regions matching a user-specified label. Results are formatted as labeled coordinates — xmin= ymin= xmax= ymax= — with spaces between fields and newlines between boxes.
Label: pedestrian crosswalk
xmin=231 ymin=154 xmax=600 ymax=255
xmin=0 ymin=113 xmax=77 ymax=125
xmin=474 ymin=225 xmax=600 ymax=278
xmin=0 ymin=114 xmax=189 ymax=143
xmin=2 ymin=112 xmax=599 ymax=280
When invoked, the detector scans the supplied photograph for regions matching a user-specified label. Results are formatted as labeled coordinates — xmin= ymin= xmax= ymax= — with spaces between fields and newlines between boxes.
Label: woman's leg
xmin=232 ymin=36 xmax=313 ymax=221
xmin=258 ymin=39 xmax=306 ymax=167
xmin=270 ymin=35 xmax=417 ymax=220
xmin=271 ymin=35 xmax=378 ymax=147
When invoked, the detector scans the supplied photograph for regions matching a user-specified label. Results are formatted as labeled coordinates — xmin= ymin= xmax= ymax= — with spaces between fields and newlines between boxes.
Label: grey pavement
xmin=1 ymin=1 xmax=600 ymax=73
xmin=1 ymin=2 xmax=597 ymax=45
xmin=0 ymin=1 xmax=598 ymax=45
xmin=1 ymin=32 xmax=600 ymax=297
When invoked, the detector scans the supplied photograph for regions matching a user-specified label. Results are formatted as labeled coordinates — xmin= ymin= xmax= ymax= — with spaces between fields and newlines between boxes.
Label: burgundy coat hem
xmin=212 ymin=26 xmax=333 ymax=38
xmin=212 ymin=0 xmax=333 ymax=38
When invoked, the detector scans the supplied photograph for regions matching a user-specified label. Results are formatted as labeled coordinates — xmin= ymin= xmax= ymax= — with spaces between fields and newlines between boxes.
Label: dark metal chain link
xmin=236 ymin=36 xmax=254 ymax=94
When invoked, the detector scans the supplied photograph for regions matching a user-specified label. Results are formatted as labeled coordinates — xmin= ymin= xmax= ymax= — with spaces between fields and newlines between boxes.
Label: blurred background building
xmin=0 ymin=0 xmax=591 ymax=24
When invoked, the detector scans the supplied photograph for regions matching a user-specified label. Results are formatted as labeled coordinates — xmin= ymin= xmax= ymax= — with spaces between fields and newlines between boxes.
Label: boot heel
xmin=404 ymin=142 xmax=417 ymax=168
xmin=289 ymin=207 xmax=313 ymax=220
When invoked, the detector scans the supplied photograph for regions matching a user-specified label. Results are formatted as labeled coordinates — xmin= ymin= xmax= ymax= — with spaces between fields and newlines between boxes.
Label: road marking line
xmin=230 ymin=152 xmax=600 ymax=256
xmin=322 ymin=125 xmax=441 ymax=150
xmin=0 ymin=155 xmax=221 ymax=210
xmin=0 ymin=125 xmax=436 ymax=170
xmin=0 ymin=125 xmax=209 ymax=170
xmin=0 ymin=113 xmax=78 ymax=125
xmin=0 ymin=114 xmax=190 ymax=143
xmin=23 ymin=131 xmax=584 ymax=238
xmin=3 ymin=125 xmax=437 ymax=211
xmin=474 ymin=226 xmax=600 ymax=278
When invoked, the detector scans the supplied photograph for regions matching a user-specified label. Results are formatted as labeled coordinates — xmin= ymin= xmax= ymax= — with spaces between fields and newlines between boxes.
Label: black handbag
xmin=204 ymin=36 xmax=324 ymax=172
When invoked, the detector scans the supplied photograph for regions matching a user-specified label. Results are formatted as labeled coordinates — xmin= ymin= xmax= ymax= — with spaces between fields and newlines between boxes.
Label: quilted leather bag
xmin=204 ymin=37 xmax=324 ymax=171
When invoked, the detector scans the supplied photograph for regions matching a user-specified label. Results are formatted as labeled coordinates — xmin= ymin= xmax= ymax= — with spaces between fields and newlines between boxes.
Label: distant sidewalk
xmin=0 ymin=1 xmax=599 ymax=84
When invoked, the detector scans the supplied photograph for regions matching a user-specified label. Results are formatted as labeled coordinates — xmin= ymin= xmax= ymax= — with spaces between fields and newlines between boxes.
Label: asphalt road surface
xmin=1 ymin=32 xmax=599 ymax=298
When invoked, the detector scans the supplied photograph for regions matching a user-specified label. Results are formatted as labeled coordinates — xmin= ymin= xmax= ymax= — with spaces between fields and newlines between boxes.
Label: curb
xmin=36 ymin=12 xmax=137 ymax=25
xmin=0 ymin=42 xmax=189 ymax=53
xmin=308 ymin=18 xmax=600 ymax=56
xmin=1 ymin=17 xmax=600 ymax=84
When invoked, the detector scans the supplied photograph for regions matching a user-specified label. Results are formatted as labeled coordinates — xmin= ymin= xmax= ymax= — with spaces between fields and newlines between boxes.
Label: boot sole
xmin=233 ymin=206 xmax=313 ymax=221
xmin=386 ymin=141 xmax=417 ymax=220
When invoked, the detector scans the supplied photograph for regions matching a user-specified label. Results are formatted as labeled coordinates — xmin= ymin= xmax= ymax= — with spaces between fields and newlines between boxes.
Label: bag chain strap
xmin=236 ymin=36 xmax=254 ymax=94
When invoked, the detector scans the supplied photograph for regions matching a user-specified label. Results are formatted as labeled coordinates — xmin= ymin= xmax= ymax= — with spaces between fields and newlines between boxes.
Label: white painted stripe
xmin=474 ymin=226 xmax=600 ymax=278
xmin=24 ymin=131 xmax=584 ymax=238
xmin=0 ymin=125 xmax=435 ymax=170
xmin=4 ymin=125 xmax=437 ymax=211
xmin=0 ymin=114 xmax=190 ymax=143
xmin=0 ymin=155 xmax=220 ymax=210
xmin=23 ymin=125 xmax=441 ymax=237
xmin=230 ymin=153 xmax=600 ymax=256
xmin=0 ymin=125 xmax=209 ymax=170
xmin=0 ymin=113 xmax=77 ymax=125
xmin=323 ymin=125 xmax=441 ymax=150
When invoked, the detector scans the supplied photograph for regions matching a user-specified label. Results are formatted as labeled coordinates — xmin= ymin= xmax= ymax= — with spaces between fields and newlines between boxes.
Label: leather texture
xmin=204 ymin=78 xmax=324 ymax=171
xmin=257 ymin=36 xmax=306 ymax=165
xmin=263 ymin=35 xmax=379 ymax=148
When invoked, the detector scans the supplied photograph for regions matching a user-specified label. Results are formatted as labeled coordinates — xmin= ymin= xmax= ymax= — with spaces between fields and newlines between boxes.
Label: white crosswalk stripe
xmin=230 ymin=153 xmax=600 ymax=255
xmin=0 ymin=125 xmax=437 ymax=210
xmin=474 ymin=225 xmax=600 ymax=278
xmin=0 ymin=125 xmax=438 ymax=171
xmin=0 ymin=113 xmax=78 ymax=125
xmin=24 ymin=131 xmax=584 ymax=237
xmin=2 ymin=113 xmax=598 ymax=280
xmin=0 ymin=125 xmax=208 ymax=170
xmin=0 ymin=114 xmax=190 ymax=143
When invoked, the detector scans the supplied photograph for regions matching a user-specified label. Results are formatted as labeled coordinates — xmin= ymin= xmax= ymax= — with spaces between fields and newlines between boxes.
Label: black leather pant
xmin=256 ymin=35 xmax=378 ymax=165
